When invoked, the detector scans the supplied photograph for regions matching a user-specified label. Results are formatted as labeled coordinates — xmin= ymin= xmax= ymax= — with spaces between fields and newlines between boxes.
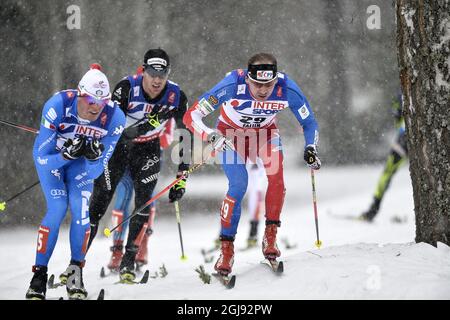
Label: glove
xmin=138 ymin=105 xmax=175 ymax=134
xmin=123 ymin=105 xmax=175 ymax=139
xmin=84 ymin=138 xmax=105 ymax=161
xmin=207 ymin=131 xmax=235 ymax=152
xmin=62 ymin=136 xmax=86 ymax=160
xmin=169 ymin=172 xmax=187 ymax=203
xmin=304 ymin=144 xmax=321 ymax=170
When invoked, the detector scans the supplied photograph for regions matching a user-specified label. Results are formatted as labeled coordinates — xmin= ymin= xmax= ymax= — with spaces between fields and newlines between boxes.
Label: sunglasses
xmin=82 ymin=95 xmax=109 ymax=107
xmin=144 ymin=65 xmax=170 ymax=79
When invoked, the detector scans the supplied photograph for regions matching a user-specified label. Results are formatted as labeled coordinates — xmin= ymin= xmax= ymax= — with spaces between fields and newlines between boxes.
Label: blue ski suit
xmin=33 ymin=90 xmax=125 ymax=266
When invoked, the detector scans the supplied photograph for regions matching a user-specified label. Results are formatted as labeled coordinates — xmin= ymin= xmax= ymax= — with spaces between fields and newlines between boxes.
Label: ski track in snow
xmin=1 ymin=165 xmax=450 ymax=300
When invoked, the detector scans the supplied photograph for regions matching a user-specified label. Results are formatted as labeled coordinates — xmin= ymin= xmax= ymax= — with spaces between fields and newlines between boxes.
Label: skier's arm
xmin=183 ymin=72 xmax=237 ymax=140
xmin=286 ymin=78 xmax=319 ymax=148
xmin=166 ymin=90 xmax=191 ymax=203
xmin=112 ymin=79 xmax=158 ymax=140
xmin=33 ymin=93 xmax=70 ymax=170
xmin=174 ymin=90 xmax=189 ymax=130
xmin=84 ymin=107 xmax=126 ymax=179
xmin=111 ymin=79 xmax=130 ymax=115
xmin=111 ymin=78 xmax=149 ymax=140
xmin=174 ymin=90 xmax=191 ymax=172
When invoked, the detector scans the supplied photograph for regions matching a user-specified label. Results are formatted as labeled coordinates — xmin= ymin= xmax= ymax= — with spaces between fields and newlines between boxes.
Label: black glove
xmin=62 ymin=136 xmax=86 ymax=160
xmin=84 ymin=138 xmax=105 ymax=161
xmin=304 ymin=144 xmax=321 ymax=170
xmin=123 ymin=105 xmax=175 ymax=139
xmin=139 ymin=104 xmax=174 ymax=132
xmin=169 ymin=171 xmax=187 ymax=203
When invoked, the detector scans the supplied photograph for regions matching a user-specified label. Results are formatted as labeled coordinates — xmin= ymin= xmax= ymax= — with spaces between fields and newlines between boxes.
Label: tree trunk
xmin=396 ymin=0 xmax=450 ymax=246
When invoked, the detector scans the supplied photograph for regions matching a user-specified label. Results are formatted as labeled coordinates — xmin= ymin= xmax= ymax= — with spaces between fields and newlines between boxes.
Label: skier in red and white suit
xmin=184 ymin=53 xmax=321 ymax=275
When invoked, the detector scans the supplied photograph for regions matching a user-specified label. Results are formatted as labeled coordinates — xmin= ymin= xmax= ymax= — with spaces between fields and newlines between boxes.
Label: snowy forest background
xmin=1 ymin=0 xmax=403 ymax=226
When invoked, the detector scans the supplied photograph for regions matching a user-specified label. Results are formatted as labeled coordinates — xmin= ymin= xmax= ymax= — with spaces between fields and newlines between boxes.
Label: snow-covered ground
xmin=1 ymin=165 xmax=449 ymax=300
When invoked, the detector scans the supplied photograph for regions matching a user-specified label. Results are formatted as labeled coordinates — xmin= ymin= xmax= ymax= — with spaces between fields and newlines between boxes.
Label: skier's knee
xmin=42 ymin=201 xmax=68 ymax=228
xmin=228 ymin=179 xmax=248 ymax=199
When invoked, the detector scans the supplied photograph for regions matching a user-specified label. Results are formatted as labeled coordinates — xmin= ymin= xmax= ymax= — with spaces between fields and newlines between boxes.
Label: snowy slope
xmin=1 ymin=165 xmax=449 ymax=300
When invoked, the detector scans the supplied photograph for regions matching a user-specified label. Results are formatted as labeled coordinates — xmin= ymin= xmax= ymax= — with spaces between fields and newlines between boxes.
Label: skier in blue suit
xmin=26 ymin=65 xmax=126 ymax=300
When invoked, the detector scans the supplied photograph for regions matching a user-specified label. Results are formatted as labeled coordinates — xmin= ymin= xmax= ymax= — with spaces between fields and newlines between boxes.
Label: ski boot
xmin=246 ymin=220 xmax=259 ymax=248
xmin=65 ymin=260 xmax=88 ymax=300
xmin=25 ymin=265 xmax=48 ymax=300
xmin=136 ymin=228 xmax=153 ymax=268
xmin=214 ymin=236 xmax=235 ymax=276
xmin=262 ymin=221 xmax=281 ymax=260
xmin=119 ymin=246 xmax=138 ymax=283
xmin=107 ymin=240 xmax=124 ymax=272
xmin=359 ymin=198 xmax=381 ymax=222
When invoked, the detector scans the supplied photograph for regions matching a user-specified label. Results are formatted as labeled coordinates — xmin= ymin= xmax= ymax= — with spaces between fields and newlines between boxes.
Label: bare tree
xmin=396 ymin=0 xmax=450 ymax=246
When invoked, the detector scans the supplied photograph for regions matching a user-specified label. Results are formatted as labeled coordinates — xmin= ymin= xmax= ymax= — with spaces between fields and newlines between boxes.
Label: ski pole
xmin=310 ymin=169 xmax=322 ymax=249
xmin=0 ymin=120 xmax=39 ymax=212
xmin=0 ymin=180 xmax=41 ymax=212
xmin=0 ymin=119 xmax=39 ymax=134
xmin=103 ymin=155 xmax=213 ymax=237
xmin=174 ymin=201 xmax=187 ymax=261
